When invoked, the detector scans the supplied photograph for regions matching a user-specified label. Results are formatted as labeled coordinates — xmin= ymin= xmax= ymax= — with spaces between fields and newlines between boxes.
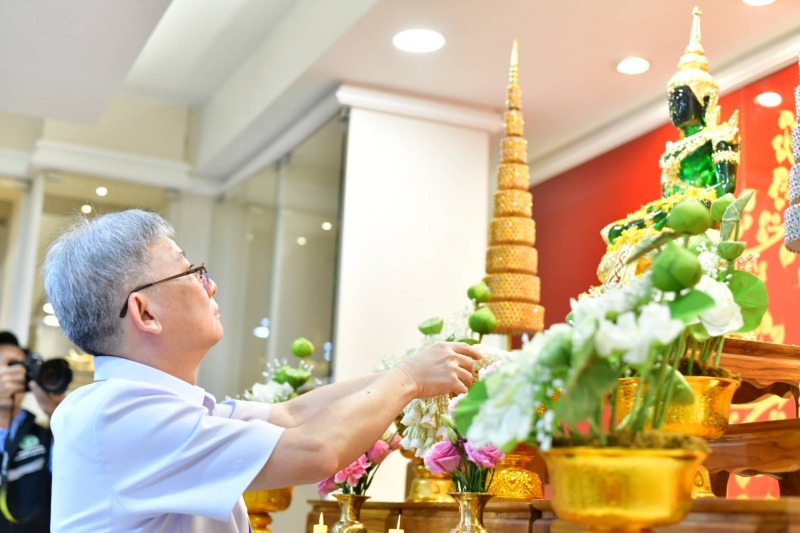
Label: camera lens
xmin=37 ymin=359 xmax=73 ymax=395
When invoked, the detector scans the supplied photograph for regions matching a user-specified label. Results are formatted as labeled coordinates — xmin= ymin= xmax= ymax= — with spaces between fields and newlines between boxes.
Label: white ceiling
xmin=1 ymin=0 xmax=800 ymax=187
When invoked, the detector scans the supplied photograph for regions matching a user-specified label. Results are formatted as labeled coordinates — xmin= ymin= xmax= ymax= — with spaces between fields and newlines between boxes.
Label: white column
xmin=333 ymin=87 xmax=501 ymax=502
xmin=5 ymin=172 xmax=44 ymax=344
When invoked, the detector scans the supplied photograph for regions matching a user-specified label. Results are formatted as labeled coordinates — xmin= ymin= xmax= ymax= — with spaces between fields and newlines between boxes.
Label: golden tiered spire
xmin=484 ymin=40 xmax=545 ymax=336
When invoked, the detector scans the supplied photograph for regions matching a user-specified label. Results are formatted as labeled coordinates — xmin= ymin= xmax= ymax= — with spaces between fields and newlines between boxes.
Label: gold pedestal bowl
xmin=243 ymin=487 xmax=294 ymax=533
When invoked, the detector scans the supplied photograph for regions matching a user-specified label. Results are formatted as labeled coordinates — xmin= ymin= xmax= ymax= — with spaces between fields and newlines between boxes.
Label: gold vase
xmin=616 ymin=376 xmax=739 ymax=499
xmin=543 ymin=447 xmax=706 ymax=531
xmin=489 ymin=442 xmax=543 ymax=501
xmin=243 ymin=487 xmax=293 ymax=533
xmin=616 ymin=376 xmax=740 ymax=439
xmin=449 ymin=492 xmax=494 ymax=533
xmin=331 ymin=493 xmax=369 ymax=533
xmin=407 ymin=460 xmax=455 ymax=502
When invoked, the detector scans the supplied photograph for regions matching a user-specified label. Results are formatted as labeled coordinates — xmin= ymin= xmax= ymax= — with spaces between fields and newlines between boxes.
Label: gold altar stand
xmin=306 ymin=500 xmax=534 ymax=532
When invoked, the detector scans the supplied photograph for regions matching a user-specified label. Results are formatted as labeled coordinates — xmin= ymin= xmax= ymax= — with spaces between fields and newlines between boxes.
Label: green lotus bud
xmin=418 ymin=317 xmax=444 ymax=335
xmin=665 ymin=198 xmax=712 ymax=235
xmin=278 ymin=367 xmax=311 ymax=390
xmin=717 ymin=241 xmax=746 ymax=261
xmin=467 ymin=281 xmax=491 ymax=304
xmin=291 ymin=337 xmax=315 ymax=358
xmin=710 ymin=193 xmax=736 ymax=222
xmin=650 ymin=241 xmax=703 ymax=292
xmin=468 ymin=306 xmax=497 ymax=335
xmin=457 ymin=337 xmax=479 ymax=345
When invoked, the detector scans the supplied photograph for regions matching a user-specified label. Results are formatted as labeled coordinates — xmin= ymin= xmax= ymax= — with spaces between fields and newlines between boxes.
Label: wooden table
xmin=706 ymin=339 xmax=800 ymax=496
xmin=532 ymin=498 xmax=800 ymax=532
xmin=308 ymin=498 xmax=800 ymax=532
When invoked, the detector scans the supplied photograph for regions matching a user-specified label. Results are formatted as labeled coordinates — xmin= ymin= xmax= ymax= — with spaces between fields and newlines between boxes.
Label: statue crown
xmin=667 ymin=7 xmax=719 ymax=106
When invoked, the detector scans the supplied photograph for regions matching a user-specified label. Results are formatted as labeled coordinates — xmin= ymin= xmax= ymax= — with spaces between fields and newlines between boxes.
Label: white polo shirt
xmin=51 ymin=356 xmax=285 ymax=532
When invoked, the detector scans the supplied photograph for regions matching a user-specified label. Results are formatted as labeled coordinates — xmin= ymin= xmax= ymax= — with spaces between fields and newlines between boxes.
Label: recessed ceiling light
xmin=297 ymin=236 xmax=307 ymax=246
xmin=43 ymin=302 xmax=55 ymax=315
xmin=616 ymin=57 xmax=650 ymax=75
xmin=321 ymin=221 xmax=332 ymax=231
xmin=754 ymin=91 xmax=782 ymax=107
xmin=95 ymin=186 xmax=108 ymax=197
xmin=43 ymin=315 xmax=60 ymax=327
xmin=742 ymin=0 xmax=775 ymax=6
xmin=392 ymin=29 xmax=445 ymax=54
xmin=81 ymin=204 xmax=92 ymax=214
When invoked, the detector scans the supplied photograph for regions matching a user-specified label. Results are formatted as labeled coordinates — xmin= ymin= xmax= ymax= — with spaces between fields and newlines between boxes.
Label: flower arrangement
xmin=455 ymin=190 xmax=768 ymax=452
xmin=424 ymin=394 xmax=504 ymax=492
xmin=317 ymin=424 xmax=402 ymax=496
xmin=396 ymin=282 xmax=508 ymax=459
xmin=244 ymin=337 xmax=316 ymax=403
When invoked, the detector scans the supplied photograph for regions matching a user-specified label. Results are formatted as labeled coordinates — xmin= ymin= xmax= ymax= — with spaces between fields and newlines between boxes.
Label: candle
xmin=312 ymin=512 xmax=327 ymax=533
xmin=388 ymin=512 xmax=404 ymax=533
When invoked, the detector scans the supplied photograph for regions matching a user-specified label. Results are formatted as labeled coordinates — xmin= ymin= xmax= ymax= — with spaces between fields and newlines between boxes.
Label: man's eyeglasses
xmin=119 ymin=263 xmax=211 ymax=318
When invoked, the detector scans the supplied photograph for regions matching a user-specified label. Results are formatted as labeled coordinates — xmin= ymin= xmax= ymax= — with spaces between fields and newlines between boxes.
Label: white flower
xmin=695 ymin=275 xmax=743 ymax=336
xmin=697 ymin=251 xmax=720 ymax=278
xmin=594 ymin=303 xmax=684 ymax=366
xmin=244 ymin=381 xmax=294 ymax=403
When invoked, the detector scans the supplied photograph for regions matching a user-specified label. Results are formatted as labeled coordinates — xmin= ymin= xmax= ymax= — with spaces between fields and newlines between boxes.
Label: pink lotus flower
xmin=366 ymin=440 xmax=391 ymax=463
xmin=465 ymin=441 xmax=504 ymax=469
xmin=317 ymin=474 xmax=337 ymax=496
xmin=388 ymin=433 xmax=402 ymax=450
xmin=424 ymin=439 xmax=462 ymax=475
xmin=334 ymin=454 xmax=370 ymax=486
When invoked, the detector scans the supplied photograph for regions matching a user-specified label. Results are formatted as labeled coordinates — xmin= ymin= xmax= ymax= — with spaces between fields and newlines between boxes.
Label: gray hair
xmin=42 ymin=209 xmax=174 ymax=356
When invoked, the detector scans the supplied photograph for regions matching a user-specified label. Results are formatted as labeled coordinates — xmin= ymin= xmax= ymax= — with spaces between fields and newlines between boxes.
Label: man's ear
xmin=126 ymin=293 xmax=162 ymax=335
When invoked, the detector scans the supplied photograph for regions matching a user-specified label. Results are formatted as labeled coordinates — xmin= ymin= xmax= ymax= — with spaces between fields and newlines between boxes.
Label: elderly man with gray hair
xmin=43 ymin=209 xmax=479 ymax=532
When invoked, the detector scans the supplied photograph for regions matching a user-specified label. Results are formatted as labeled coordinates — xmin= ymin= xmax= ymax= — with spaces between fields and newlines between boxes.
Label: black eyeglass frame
xmin=119 ymin=263 xmax=209 ymax=318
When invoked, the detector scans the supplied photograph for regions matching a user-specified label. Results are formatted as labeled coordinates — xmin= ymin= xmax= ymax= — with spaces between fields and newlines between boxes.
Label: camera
xmin=10 ymin=352 xmax=73 ymax=395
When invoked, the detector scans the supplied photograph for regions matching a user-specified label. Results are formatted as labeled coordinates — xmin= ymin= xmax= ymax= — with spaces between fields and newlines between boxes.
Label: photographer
xmin=0 ymin=331 xmax=65 ymax=532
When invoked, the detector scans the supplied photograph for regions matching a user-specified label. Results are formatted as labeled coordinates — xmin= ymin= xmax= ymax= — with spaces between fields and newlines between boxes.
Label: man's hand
xmin=397 ymin=342 xmax=481 ymax=398
xmin=0 ymin=364 xmax=26 ymax=408
xmin=29 ymin=381 xmax=65 ymax=418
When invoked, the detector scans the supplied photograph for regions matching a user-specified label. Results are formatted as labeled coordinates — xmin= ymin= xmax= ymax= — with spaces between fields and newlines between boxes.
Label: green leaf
xmin=668 ymin=289 xmax=715 ymax=322
xmin=453 ymin=379 xmax=488 ymax=436
xmin=626 ymin=230 xmax=680 ymax=264
xmin=720 ymin=190 xmax=754 ymax=241
xmin=556 ymin=357 xmax=618 ymax=425
xmin=727 ymin=270 xmax=768 ymax=332
xmin=669 ymin=369 xmax=695 ymax=405
xmin=687 ymin=322 xmax=710 ymax=342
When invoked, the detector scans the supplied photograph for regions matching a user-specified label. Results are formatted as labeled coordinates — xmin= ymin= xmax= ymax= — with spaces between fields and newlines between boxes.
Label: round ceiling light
xmin=81 ymin=204 xmax=92 ymax=214
xmin=742 ymin=0 xmax=775 ymax=6
xmin=616 ymin=56 xmax=650 ymax=75
xmin=95 ymin=186 xmax=108 ymax=197
xmin=754 ymin=92 xmax=782 ymax=107
xmin=392 ymin=29 xmax=445 ymax=54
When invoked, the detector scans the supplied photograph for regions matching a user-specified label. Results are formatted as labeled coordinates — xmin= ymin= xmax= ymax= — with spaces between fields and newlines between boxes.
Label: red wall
xmin=532 ymin=64 xmax=799 ymax=346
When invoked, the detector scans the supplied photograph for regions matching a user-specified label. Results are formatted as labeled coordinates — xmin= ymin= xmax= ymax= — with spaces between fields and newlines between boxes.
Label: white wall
xmin=339 ymin=107 xmax=491 ymax=499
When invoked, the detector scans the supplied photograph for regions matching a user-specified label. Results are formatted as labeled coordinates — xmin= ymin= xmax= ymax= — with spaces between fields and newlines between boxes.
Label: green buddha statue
xmin=598 ymin=7 xmax=740 ymax=286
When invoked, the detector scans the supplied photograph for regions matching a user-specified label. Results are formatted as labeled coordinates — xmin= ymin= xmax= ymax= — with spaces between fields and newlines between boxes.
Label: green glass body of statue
xmin=604 ymin=86 xmax=739 ymax=246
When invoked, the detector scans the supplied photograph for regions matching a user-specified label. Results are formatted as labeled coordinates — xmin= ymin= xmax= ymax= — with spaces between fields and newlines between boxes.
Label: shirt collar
xmin=94 ymin=356 xmax=214 ymax=408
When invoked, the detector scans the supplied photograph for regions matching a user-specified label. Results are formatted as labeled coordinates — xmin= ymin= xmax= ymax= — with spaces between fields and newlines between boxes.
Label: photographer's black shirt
xmin=0 ymin=410 xmax=52 ymax=532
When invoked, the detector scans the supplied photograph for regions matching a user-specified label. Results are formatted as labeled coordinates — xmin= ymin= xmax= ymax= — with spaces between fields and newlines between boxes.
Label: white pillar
xmin=6 ymin=172 xmax=44 ymax=344
xmin=333 ymin=87 xmax=501 ymax=501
